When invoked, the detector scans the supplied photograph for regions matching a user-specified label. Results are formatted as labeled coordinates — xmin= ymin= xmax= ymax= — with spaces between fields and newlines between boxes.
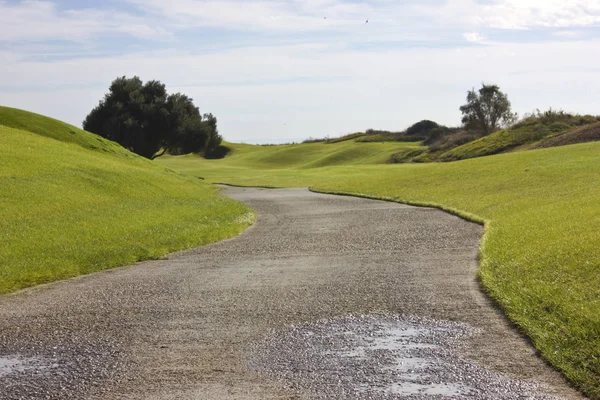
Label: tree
xmin=83 ymin=76 xmax=220 ymax=159
xmin=406 ymin=120 xmax=439 ymax=136
xmin=201 ymin=113 xmax=223 ymax=156
xmin=160 ymin=93 xmax=205 ymax=157
xmin=459 ymin=84 xmax=517 ymax=135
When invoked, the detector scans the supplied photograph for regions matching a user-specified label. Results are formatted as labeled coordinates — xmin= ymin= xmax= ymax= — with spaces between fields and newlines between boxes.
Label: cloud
xmin=124 ymin=0 xmax=382 ymax=33
xmin=463 ymin=32 xmax=485 ymax=43
xmin=414 ymin=0 xmax=600 ymax=32
xmin=123 ymin=0 xmax=600 ymax=34
xmin=2 ymin=0 xmax=600 ymax=143
xmin=3 ymin=38 xmax=600 ymax=143
xmin=2 ymin=0 xmax=599 ymax=47
xmin=0 ymin=0 xmax=166 ymax=42
xmin=483 ymin=0 xmax=600 ymax=29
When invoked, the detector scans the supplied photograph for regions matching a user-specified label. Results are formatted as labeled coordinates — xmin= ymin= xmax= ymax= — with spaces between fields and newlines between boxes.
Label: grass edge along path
xmin=313 ymin=149 xmax=600 ymax=400
xmin=159 ymin=142 xmax=600 ymax=399
xmin=0 ymin=124 xmax=255 ymax=295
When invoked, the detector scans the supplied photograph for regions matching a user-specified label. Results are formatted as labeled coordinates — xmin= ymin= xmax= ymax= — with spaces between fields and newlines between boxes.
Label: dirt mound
xmin=534 ymin=121 xmax=600 ymax=149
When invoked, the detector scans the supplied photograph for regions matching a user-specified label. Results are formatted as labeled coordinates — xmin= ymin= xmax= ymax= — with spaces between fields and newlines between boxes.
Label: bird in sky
xmin=365 ymin=19 xmax=369 ymax=24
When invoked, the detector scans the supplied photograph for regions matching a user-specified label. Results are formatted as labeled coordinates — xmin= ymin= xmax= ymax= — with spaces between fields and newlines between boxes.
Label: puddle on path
xmin=0 ymin=355 xmax=52 ymax=378
xmin=250 ymin=315 xmax=563 ymax=399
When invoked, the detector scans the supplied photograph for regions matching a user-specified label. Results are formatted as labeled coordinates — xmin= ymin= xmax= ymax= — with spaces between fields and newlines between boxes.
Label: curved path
xmin=0 ymin=187 xmax=583 ymax=399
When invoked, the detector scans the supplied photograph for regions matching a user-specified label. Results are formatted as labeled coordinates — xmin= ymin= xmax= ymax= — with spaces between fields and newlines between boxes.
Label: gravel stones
xmin=250 ymin=314 xmax=563 ymax=399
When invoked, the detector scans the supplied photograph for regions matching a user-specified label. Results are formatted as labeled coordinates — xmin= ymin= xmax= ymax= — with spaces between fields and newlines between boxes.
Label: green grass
xmin=439 ymin=113 xmax=600 ymax=161
xmin=0 ymin=109 xmax=254 ymax=294
xmin=158 ymin=141 xmax=600 ymax=398
xmin=0 ymin=106 xmax=139 ymax=157
xmin=185 ymin=140 xmax=423 ymax=171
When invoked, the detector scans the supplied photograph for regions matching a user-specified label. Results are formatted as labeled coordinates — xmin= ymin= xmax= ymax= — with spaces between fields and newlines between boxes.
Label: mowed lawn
xmin=158 ymin=142 xmax=600 ymax=398
xmin=0 ymin=119 xmax=254 ymax=295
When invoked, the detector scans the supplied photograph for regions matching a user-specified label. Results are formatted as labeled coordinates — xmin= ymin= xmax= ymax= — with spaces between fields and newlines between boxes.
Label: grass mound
xmin=0 ymin=106 xmax=136 ymax=157
xmin=0 ymin=108 xmax=254 ymax=294
xmin=157 ymin=140 xmax=600 ymax=398
xmin=439 ymin=112 xmax=599 ymax=161
xmin=170 ymin=140 xmax=424 ymax=171
xmin=534 ymin=121 xmax=600 ymax=149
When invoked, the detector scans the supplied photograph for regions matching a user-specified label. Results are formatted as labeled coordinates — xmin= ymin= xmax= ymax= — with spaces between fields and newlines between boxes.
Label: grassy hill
xmin=437 ymin=112 xmax=600 ymax=161
xmin=0 ymin=106 xmax=254 ymax=294
xmin=158 ymin=140 xmax=600 ymax=399
xmin=231 ymin=140 xmax=422 ymax=168
xmin=164 ymin=140 xmax=423 ymax=180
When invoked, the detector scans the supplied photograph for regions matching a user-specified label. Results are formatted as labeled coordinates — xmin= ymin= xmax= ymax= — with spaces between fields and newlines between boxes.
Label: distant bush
xmin=514 ymin=108 xmax=598 ymax=129
xmin=423 ymin=126 xmax=451 ymax=146
xmin=406 ymin=120 xmax=439 ymax=136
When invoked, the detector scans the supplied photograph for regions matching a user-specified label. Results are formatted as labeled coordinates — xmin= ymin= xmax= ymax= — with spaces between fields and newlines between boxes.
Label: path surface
xmin=0 ymin=187 xmax=584 ymax=399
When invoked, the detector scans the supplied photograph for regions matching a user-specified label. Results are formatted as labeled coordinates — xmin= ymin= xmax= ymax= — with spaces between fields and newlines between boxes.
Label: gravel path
xmin=0 ymin=187 xmax=584 ymax=399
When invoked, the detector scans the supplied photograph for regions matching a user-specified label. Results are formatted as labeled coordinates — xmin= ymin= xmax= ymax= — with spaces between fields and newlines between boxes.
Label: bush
xmin=406 ymin=120 xmax=439 ymax=136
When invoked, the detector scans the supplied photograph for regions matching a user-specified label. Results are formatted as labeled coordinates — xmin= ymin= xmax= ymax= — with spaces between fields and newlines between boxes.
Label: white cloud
xmin=0 ymin=0 xmax=166 ymax=42
xmin=463 ymin=32 xmax=485 ymax=43
xmin=482 ymin=0 xmax=600 ymax=29
xmin=2 ymin=0 xmax=600 ymax=143
xmin=415 ymin=0 xmax=600 ymax=31
xmin=124 ymin=0 xmax=600 ymax=34
xmin=3 ymin=39 xmax=600 ymax=143
xmin=553 ymin=30 xmax=584 ymax=38
xmin=124 ymin=0 xmax=380 ymax=33
xmin=2 ymin=0 xmax=599 ymax=46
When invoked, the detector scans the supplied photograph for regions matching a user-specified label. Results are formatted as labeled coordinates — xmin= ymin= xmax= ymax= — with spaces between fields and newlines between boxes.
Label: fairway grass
xmin=218 ymin=140 xmax=422 ymax=169
xmin=0 ymin=120 xmax=254 ymax=294
xmin=158 ymin=142 xmax=600 ymax=398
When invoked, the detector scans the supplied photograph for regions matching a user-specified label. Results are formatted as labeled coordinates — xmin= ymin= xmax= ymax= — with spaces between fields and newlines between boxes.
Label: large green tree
xmin=460 ymin=84 xmax=517 ymax=135
xmin=83 ymin=76 xmax=221 ymax=159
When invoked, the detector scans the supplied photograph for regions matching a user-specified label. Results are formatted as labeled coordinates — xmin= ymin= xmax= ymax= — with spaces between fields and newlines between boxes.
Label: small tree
xmin=406 ymin=120 xmax=439 ymax=136
xmin=460 ymin=84 xmax=517 ymax=135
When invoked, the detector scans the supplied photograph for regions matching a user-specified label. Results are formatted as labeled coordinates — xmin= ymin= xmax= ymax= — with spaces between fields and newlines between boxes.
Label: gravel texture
xmin=250 ymin=315 xmax=563 ymax=399
xmin=0 ymin=187 xmax=585 ymax=399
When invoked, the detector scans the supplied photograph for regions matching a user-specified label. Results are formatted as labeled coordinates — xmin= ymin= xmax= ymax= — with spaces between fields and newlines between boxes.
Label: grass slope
xmin=0 ymin=106 xmax=138 ymax=157
xmin=158 ymin=141 xmax=600 ymax=398
xmin=0 ymin=109 xmax=254 ymax=294
xmin=170 ymin=140 xmax=422 ymax=173
xmin=534 ymin=121 xmax=600 ymax=149
xmin=439 ymin=113 xmax=600 ymax=161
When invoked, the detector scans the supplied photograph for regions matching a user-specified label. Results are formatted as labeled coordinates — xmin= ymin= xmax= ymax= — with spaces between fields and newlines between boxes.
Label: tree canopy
xmin=459 ymin=84 xmax=517 ymax=136
xmin=406 ymin=120 xmax=439 ymax=136
xmin=83 ymin=76 xmax=222 ymax=159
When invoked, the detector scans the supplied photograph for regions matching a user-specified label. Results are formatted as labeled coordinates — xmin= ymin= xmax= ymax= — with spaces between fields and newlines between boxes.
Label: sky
xmin=1 ymin=0 xmax=600 ymax=144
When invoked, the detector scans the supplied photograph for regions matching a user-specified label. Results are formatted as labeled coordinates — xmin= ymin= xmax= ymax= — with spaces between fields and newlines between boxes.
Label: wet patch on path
xmin=250 ymin=315 xmax=563 ymax=399
xmin=0 ymin=355 xmax=51 ymax=378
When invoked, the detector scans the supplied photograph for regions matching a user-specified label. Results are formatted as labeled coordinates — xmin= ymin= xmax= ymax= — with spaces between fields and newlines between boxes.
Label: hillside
xmin=436 ymin=112 xmax=600 ymax=161
xmin=158 ymin=140 xmax=600 ymax=398
xmin=265 ymin=112 xmax=600 ymax=166
xmin=0 ymin=106 xmax=139 ymax=157
xmin=0 ymin=107 xmax=254 ymax=294
xmin=165 ymin=139 xmax=423 ymax=175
